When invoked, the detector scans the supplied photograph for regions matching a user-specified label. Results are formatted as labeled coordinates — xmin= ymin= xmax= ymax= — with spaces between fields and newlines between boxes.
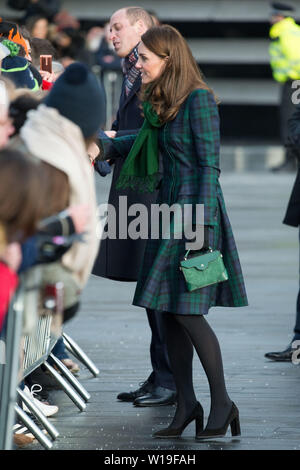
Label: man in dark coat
xmin=92 ymin=7 xmax=176 ymax=406
xmin=265 ymin=104 xmax=300 ymax=361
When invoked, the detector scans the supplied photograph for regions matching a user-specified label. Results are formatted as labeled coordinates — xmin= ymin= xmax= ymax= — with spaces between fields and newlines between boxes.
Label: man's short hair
xmin=125 ymin=7 xmax=154 ymax=29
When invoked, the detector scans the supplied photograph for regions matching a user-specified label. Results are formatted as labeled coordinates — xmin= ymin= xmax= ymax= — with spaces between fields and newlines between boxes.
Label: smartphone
xmin=40 ymin=54 xmax=52 ymax=73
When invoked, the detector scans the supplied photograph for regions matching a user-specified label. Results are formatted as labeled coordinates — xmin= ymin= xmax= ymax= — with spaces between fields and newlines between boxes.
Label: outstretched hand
xmin=87 ymin=141 xmax=100 ymax=162
xmin=104 ymin=130 xmax=116 ymax=138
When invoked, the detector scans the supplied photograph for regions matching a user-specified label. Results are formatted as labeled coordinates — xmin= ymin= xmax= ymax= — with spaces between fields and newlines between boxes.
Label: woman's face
xmin=24 ymin=39 xmax=32 ymax=62
xmin=32 ymin=18 xmax=48 ymax=39
xmin=0 ymin=109 xmax=14 ymax=149
xmin=136 ymin=42 xmax=167 ymax=84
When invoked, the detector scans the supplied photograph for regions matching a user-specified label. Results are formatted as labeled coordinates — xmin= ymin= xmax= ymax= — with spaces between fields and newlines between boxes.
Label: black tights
xmin=163 ymin=312 xmax=232 ymax=429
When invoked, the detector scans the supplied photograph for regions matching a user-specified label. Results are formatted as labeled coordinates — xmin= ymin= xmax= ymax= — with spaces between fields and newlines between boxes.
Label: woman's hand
xmin=67 ymin=204 xmax=91 ymax=233
xmin=87 ymin=141 xmax=100 ymax=162
xmin=39 ymin=70 xmax=56 ymax=83
xmin=104 ymin=130 xmax=116 ymax=138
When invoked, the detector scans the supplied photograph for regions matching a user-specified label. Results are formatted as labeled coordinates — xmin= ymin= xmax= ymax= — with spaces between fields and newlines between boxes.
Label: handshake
xmin=87 ymin=130 xmax=117 ymax=177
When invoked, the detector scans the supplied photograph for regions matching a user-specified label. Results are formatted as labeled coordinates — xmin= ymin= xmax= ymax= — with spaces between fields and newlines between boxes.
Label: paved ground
xmin=25 ymin=148 xmax=300 ymax=451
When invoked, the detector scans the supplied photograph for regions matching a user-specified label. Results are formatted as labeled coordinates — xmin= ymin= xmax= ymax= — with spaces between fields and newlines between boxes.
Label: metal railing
xmin=0 ymin=282 xmax=25 ymax=450
xmin=23 ymin=315 xmax=53 ymax=376
xmin=0 ymin=264 xmax=100 ymax=450
xmin=92 ymin=65 xmax=123 ymax=129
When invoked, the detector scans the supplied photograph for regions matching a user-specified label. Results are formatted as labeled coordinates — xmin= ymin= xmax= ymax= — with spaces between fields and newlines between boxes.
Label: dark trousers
xmin=146 ymin=308 xmax=176 ymax=391
xmin=293 ymin=228 xmax=300 ymax=341
xmin=294 ymin=289 xmax=300 ymax=340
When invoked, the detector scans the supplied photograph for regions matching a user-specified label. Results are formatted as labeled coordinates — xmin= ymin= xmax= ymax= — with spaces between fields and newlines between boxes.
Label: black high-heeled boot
xmin=153 ymin=402 xmax=204 ymax=439
xmin=196 ymin=402 xmax=240 ymax=440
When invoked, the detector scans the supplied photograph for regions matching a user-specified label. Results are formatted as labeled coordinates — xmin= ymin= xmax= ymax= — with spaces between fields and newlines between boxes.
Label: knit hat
xmin=29 ymin=62 xmax=43 ymax=87
xmin=44 ymin=62 xmax=106 ymax=138
xmin=0 ymin=19 xmax=29 ymax=56
xmin=0 ymin=40 xmax=39 ymax=90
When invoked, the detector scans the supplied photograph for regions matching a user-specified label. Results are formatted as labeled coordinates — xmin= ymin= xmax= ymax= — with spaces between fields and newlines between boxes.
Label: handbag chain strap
xmin=183 ymin=247 xmax=213 ymax=261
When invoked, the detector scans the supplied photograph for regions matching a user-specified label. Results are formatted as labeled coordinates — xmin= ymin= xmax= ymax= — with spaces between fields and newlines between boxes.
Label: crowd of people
xmin=0 ymin=1 xmax=299 ymax=449
xmin=0 ymin=4 xmax=109 ymax=445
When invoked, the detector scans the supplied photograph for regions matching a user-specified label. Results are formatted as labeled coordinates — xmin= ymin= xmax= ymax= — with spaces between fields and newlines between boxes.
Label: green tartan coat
xmin=102 ymin=89 xmax=248 ymax=315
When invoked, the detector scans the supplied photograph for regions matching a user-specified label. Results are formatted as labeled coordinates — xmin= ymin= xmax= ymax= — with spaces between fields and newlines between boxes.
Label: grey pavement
xmin=27 ymin=147 xmax=300 ymax=451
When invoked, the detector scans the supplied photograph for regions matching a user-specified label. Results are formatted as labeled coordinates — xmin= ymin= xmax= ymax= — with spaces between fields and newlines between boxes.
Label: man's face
xmin=109 ymin=9 xmax=143 ymax=58
xmin=24 ymin=39 xmax=32 ymax=62
xmin=270 ymin=14 xmax=285 ymax=25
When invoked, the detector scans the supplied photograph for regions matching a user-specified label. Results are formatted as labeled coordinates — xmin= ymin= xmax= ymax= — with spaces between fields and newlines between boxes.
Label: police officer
xmin=269 ymin=2 xmax=300 ymax=172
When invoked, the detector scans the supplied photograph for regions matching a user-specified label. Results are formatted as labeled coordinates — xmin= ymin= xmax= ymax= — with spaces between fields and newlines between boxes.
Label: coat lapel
xmin=119 ymin=75 xmax=141 ymax=112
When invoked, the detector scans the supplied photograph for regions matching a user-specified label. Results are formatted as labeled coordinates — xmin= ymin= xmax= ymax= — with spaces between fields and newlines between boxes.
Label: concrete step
xmin=188 ymin=38 xmax=270 ymax=64
xmin=220 ymin=144 xmax=285 ymax=172
xmin=208 ymin=78 xmax=281 ymax=105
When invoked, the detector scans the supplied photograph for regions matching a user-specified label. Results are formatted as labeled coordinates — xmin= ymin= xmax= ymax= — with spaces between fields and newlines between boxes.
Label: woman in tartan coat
xmin=99 ymin=25 xmax=247 ymax=440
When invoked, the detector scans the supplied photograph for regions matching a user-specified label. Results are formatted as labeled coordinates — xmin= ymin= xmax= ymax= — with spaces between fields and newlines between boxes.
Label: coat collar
xmin=120 ymin=73 xmax=141 ymax=110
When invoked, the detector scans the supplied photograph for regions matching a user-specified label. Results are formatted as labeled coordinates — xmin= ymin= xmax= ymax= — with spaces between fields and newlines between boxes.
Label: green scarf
xmin=116 ymin=101 xmax=163 ymax=193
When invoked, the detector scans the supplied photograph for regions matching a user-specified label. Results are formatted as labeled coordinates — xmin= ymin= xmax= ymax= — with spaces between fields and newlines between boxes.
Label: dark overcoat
xmin=92 ymin=74 xmax=159 ymax=281
xmin=284 ymin=105 xmax=300 ymax=228
xmin=101 ymin=89 xmax=248 ymax=315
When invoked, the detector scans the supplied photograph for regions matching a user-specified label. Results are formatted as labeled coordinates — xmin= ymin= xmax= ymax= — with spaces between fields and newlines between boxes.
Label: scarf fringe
xmin=116 ymin=173 xmax=161 ymax=193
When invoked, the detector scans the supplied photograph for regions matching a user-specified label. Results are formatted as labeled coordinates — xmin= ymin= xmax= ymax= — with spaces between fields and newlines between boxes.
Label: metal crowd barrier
xmin=92 ymin=65 xmax=123 ymax=129
xmin=23 ymin=314 xmax=54 ymax=376
xmin=0 ymin=282 xmax=25 ymax=450
xmin=0 ymin=265 xmax=100 ymax=450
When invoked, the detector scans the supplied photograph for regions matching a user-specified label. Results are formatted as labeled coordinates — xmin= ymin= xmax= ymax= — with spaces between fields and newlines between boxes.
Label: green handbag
xmin=180 ymin=248 xmax=228 ymax=292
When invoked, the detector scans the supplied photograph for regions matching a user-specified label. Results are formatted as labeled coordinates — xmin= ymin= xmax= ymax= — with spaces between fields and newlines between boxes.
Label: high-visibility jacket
xmin=269 ymin=17 xmax=300 ymax=82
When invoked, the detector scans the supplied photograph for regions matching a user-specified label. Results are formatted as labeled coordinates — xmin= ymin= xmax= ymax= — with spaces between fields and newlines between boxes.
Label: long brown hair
xmin=140 ymin=25 xmax=217 ymax=123
xmin=0 ymin=148 xmax=67 ymax=244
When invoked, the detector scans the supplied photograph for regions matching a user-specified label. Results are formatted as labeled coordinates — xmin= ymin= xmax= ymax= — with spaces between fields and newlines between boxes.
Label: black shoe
xmin=265 ymin=345 xmax=293 ymax=362
xmin=196 ymin=402 xmax=241 ymax=440
xmin=153 ymin=402 xmax=204 ymax=438
xmin=117 ymin=380 xmax=153 ymax=402
xmin=27 ymin=366 xmax=63 ymax=391
xmin=133 ymin=386 xmax=177 ymax=407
